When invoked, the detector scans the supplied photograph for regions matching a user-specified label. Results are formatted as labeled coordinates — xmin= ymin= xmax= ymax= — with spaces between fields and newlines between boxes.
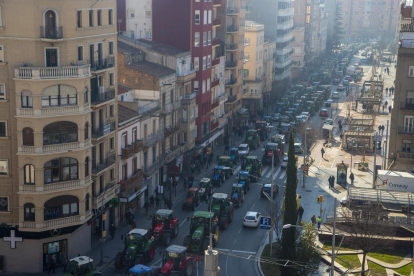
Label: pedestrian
xmin=124 ymin=209 xmax=131 ymax=223
xmin=155 ymin=196 xmax=160 ymax=208
xmin=47 ymin=254 xmax=56 ymax=274
xmin=144 ymin=201 xmax=150 ymax=215
xmin=311 ymin=214 xmax=316 ymax=226
xmin=321 ymin=148 xmax=325 ymax=158
xmin=110 ymin=223 xmax=116 ymax=239
xmin=339 ymin=124 xmax=342 ymax=132
xmin=349 ymin=172 xmax=354 ymax=186
xmin=385 ymin=101 xmax=388 ymax=106
xmin=385 ymin=87 xmax=388 ymax=94
xmin=150 ymin=195 xmax=155 ymax=208
xmin=328 ymin=176 xmax=332 ymax=189
xmin=332 ymin=175 xmax=335 ymax=187
xmin=382 ymin=104 xmax=385 ymax=112
xmin=317 ymin=216 xmax=322 ymax=230
xmin=389 ymin=105 xmax=392 ymax=113
xmin=298 ymin=206 xmax=304 ymax=221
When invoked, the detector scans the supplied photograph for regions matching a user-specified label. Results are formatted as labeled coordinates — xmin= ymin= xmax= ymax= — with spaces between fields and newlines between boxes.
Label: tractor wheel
xmin=183 ymin=259 xmax=194 ymax=276
xmin=147 ymin=243 xmax=155 ymax=261
xmin=183 ymin=234 xmax=192 ymax=248
xmin=114 ymin=252 xmax=124 ymax=269
xmin=172 ymin=224 xmax=179 ymax=238
xmin=219 ymin=218 xmax=228 ymax=230
xmin=163 ymin=233 xmax=171 ymax=246
xmin=212 ymin=226 xmax=219 ymax=246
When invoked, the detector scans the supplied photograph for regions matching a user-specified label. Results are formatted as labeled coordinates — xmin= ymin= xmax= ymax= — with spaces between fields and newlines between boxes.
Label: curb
xmin=255 ymin=230 xmax=270 ymax=276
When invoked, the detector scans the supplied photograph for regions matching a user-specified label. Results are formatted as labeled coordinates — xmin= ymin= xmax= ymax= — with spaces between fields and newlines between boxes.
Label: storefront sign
xmin=120 ymin=186 xmax=147 ymax=203
xmin=88 ymin=201 xmax=111 ymax=223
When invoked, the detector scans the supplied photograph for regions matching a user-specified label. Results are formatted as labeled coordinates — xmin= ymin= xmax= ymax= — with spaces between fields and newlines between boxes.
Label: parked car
xmin=337 ymin=84 xmax=344 ymax=91
xmin=242 ymin=211 xmax=261 ymax=228
xmin=325 ymin=99 xmax=334 ymax=107
xmin=294 ymin=143 xmax=303 ymax=154
xmin=319 ymin=109 xmax=328 ymax=117
xmin=332 ymin=92 xmax=339 ymax=99
xmin=261 ymin=184 xmax=279 ymax=198
xmin=280 ymin=155 xmax=288 ymax=168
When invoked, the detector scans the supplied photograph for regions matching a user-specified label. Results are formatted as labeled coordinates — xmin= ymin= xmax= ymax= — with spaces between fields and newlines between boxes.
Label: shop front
xmin=43 ymin=239 xmax=68 ymax=270
xmin=120 ymin=185 xmax=147 ymax=217
xmin=88 ymin=201 xmax=112 ymax=238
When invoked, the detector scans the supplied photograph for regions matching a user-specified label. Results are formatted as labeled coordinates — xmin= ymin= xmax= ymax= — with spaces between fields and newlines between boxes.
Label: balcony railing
xmin=225 ymin=78 xmax=237 ymax=85
xmin=161 ymin=103 xmax=173 ymax=115
xmin=225 ymin=61 xmax=238 ymax=68
xmin=91 ymin=88 xmax=115 ymax=105
xmin=183 ymin=92 xmax=197 ymax=100
xmin=40 ymin=26 xmax=63 ymax=39
xmin=19 ymin=212 xmax=91 ymax=231
xmin=226 ymin=43 xmax=237 ymax=51
xmin=121 ymin=145 xmax=135 ymax=160
xmin=213 ymin=38 xmax=221 ymax=47
xmin=244 ymin=38 xmax=250 ymax=46
xmin=226 ymin=95 xmax=237 ymax=103
xmin=144 ymin=157 xmax=163 ymax=175
xmin=92 ymin=120 xmax=116 ymax=138
xmin=212 ymin=57 xmax=220 ymax=66
xmin=21 ymin=176 xmax=92 ymax=193
xmin=156 ymin=129 xmax=164 ymax=141
xmin=134 ymin=139 xmax=144 ymax=153
xmin=165 ymin=122 xmax=181 ymax=137
xmin=227 ymin=25 xmax=239 ymax=32
xmin=120 ymin=169 xmax=144 ymax=192
xmin=400 ymin=102 xmax=414 ymax=110
xmin=90 ymin=57 xmax=115 ymax=71
xmin=212 ymin=78 xmax=220 ymax=87
xmin=92 ymin=154 xmax=116 ymax=174
xmin=144 ymin=134 xmax=157 ymax=147
xmin=211 ymin=100 xmax=219 ymax=109
xmin=213 ymin=18 xmax=221 ymax=26
xmin=227 ymin=8 xmax=239 ymax=14
xmin=211 ymin=120 xmax=219 ymax=131
xmin=15 ymin=64 xmax=91 ymax=79
xmin=163 ymin=146 xmax=181 ymax=164
xmin=19 ymin=139 xmax=91 ymax=155
xmin=16 ymin=104 xmax=91 ymax=117
xmin=398 ymin=152 xmax=414 ymax=159
xmin=92 ymin=184 xmax=117 ymax=208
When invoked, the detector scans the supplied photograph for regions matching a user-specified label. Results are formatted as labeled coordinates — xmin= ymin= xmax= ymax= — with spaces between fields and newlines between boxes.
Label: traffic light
xmin=102 ymin=231 xmax=106 ymax=238
xmin=320 ymin=195 xmax=325 ymax=202
xmin=102 ymin=214 xmax=107 ymax=220
xmin=317 ymin=196 xmax=320 ymax=204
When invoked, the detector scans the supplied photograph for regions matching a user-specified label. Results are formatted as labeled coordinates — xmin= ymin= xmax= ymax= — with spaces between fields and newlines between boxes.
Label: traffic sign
xmin=260 ymin=216 xmax=271 ymax=229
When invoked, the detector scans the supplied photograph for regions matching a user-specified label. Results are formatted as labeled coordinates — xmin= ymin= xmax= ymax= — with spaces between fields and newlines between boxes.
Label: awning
xmin=199 ymin=129 xmax=224 ymax=148
xmin=120 ymin=185 xmax=147 ymax=203
xmin=238 ymin=108 xmax=248 ymax=115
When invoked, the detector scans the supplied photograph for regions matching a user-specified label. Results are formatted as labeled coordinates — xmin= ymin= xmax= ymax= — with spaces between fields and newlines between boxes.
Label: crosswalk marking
xmin=273 ymin=167 xmax=281 ymax=179
xmin=265 ymin=170 xmax=272 ymax=178
xmin=235 ymin=166 xmax=241 ymax=172
xmin=261 ymin=167 xmax=269 ymax=176
xmin=279 ymin=171 xmax=286 ymax=179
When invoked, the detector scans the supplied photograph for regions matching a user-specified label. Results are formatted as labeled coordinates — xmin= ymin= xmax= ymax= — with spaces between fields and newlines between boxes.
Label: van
xmin=332 ymin=92 xmax=339 ymax=99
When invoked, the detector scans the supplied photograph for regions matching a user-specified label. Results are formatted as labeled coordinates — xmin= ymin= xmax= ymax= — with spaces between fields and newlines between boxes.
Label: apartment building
xmin=388 ymin=13 xmax=414 ymax=172
xmin=117 ymin=0 xmax=153 ymax=40
xmin=338 ymin=0 xmax=400 ymax=43
xmin=0 ymin=0 xmax=118 ymax=273
xmin=243 ymin=21 xmax=265 ymax=111
xmin=321 ymin=0 xmax=336 ymax=46
xmin=262 ymin=37 xmax=277 ymax=107
xmin=291 ymin=27 xmax=305 ymax=79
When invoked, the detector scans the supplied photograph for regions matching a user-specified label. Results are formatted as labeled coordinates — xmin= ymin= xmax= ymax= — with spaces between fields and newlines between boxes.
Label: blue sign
xmin=260 ymin=217 xmax=271 ymax=229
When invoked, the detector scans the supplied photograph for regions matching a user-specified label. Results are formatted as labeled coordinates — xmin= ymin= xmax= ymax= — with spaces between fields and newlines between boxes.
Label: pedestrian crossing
xmin=234 ymin=164 xmax=288 ymax=182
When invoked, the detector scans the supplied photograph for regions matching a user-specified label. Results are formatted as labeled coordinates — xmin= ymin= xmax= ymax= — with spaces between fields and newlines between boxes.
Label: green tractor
xmin=62 ymin=256 xmax=101 ymax=276
xmin=244 ymin=156 xmax=262 ymax=182
xmin=114 ymin=229 xmax=156 ymax=271
xmin=183 ymin=211 xmax=219 ymax=254
xmin=211 ymin=193 xmax=234 ymax=230
xmin=245 ymin=129 xmax=261 ymax=149
xmin=230 ymin=184 xmax=245 ymax=207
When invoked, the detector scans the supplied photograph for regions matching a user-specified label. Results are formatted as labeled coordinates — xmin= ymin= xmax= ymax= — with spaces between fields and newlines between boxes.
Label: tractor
xmin=244 ymin=156 xmax=262 ymax=182
xmin=62 ymin=256 xmax=101 ymax=276
xmin=230 ymin=148 xmax=240 ymax=164
xmin=182 ymin=187 xmax=200 ymax=211
xmin=217 ymin=156 xmax=234 ymax=178
xmin=230 ymin=184 xmax=244 ymax=207
xmin=183 ymin=211 xmax=219 ymax=253
xmin=255 ymin=120 xmax=270 ymax=140
xmin=237 ymin=171 xmax=251 ymax=194
xmin=150 ymin=209 xmax=179 ymax=246
xmin=198 ymin=178 xmax=213 ymax=201
xmin=152 ymin=245 xmax=203 ymax=276
xmin=127 ymin=265 xmax=153 ymax=276
xmin=114 ymin=229 xmax=156 ymax=271
xmin=211 ymin=193 xmax=234 ymax=230
xmin=245 ymin=129 xmax=261 ymax=149
xmin=211 ymin=166 xmax=226 ymax=186
xmin=262 ymin=143 xmax=280 ymax=166
xmin=271 ymin=134 xmax=286 ymax=149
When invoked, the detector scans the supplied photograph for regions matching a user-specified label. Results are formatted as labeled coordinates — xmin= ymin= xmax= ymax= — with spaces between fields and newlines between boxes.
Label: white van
xmin=332 ymin=92 xmax=339 ymax=99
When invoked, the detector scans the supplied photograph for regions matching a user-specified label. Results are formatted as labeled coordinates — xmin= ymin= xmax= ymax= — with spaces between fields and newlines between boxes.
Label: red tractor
xmin=255 ymin=120 xmax=270 ymax=140
xmin=150 ymin=209 xmax=179 ymax=246
xmin=153 ymin=245 xmax=203 ymax=276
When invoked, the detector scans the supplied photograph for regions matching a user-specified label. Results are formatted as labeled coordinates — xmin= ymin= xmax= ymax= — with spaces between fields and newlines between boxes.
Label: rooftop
xmin=128 ymin=60 xmax=176 ymax=77
xmin=119 ymin=35 xmax=189 ymax=56
xmin=118 ymin=105 xmax=139 ymax=124
xmin=118 ymin=84 xmax=131 ymax=95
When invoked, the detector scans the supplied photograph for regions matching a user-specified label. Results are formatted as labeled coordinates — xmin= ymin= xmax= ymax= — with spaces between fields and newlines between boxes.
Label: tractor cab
xmin=238 ymin=171 xmax=250 ymax=182
xmin=255 ymin=121 xmax=269 ymax=140
xmin=153 ymin=209 xmax=174 ymax=232
xmin=230 ymin=148 xmax=239 ymax=164
xmin=245 ymin=129 xmax=260 ymax=149
xmin=160 ymin=245 xmax=190 ymax=274
xmin=264 ymin=116 xmax=272 ymax=124
xmin=212 ymin=166 xmax=225 ymax=186
xmin=245 ymin=156 xmax=259 ymax=168
xmin=262 ymin=143 xmax=280 ymax=165
xmin=128 ymin=265 xmax=152 ymax=276
xmin=279 ymin=123 xmax=292 ymax=135
xmin=64 ymin=256 xmax=99 ymax=276
xmin=211 ymin=193 xmax=229 ymax=216
xmin=231 ymin=184 xmax=244 ymax=207
xmin=198 ymin=178 xmax=213 ymax=200
xmin=186 ymin=188 xmax=198 ymax=201
xmin=218 ymin=157 xmax=234 ymax=176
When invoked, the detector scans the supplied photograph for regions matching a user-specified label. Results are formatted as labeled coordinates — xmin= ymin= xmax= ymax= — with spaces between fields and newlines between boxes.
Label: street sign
xmin=260 ymin=216 xmax=271 ymax=229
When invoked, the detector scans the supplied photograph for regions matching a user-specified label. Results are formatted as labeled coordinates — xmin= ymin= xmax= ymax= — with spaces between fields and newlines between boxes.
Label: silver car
xmin=238 ymin=144 xmax=250 ymax=156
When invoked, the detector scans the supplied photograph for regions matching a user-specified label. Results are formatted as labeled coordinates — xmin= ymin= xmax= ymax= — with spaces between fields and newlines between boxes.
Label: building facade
xmin=0 ymin=0 xmax=118 ymax=272
xmin=117 ymin=0 xmax=153 ymax=40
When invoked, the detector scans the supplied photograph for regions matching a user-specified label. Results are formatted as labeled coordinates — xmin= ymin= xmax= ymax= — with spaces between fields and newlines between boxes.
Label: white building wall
xmin=117 ymin=121 xmax=142 ymax=181
xmin=126 ymin=0 xmax=152 ymax=40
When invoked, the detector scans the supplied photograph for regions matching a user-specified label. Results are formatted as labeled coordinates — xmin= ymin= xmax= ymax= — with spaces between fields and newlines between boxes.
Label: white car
xmin=243 ymin=211 xmax=261 ymax=228
xmin=332 ymin=92 xmax=339 ymax=99
xmin=280 ymin=155 xmax=289 ymax=168
xmin=238 ymin=144 xmax=250 ymax=157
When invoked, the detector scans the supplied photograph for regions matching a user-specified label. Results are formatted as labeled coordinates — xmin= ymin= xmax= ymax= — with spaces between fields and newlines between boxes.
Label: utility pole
xmin=270 ymin=155 xmax=274 ymax=257
xmin=330 ymin=198 xmax=337 ymax=276
xmin=303 ymin=127 xmax=307 ymax=188
xmin=383 ymin=120 xmax=389 ymax=169
xmin=373 ymin=132 xmax=377 ymax=188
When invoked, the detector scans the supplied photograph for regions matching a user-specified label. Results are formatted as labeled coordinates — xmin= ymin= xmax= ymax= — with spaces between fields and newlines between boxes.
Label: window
xmin=22 ymin=127 xmax=34 ymax=146
xmin=208 ymin=10 xmax=212 ymax=24
xmin=203 ymin=56 xmax=206 ymax=70
xmin=195 ymin=10 xmax=200 ymax=24
xmin=207 ymin=55 xmax=211 ymax=68
xmin=403 ymin=140 xmax=412 ymax=152
xmin=0 ymin=160 xmax=8 ymax=175
xmin=110 ymin=104 xmax=115 ymax=117
xmin=194 ymin=57 xmax=199 ymax=71
xmin=0 ymin=83 xmax=5 ymax=100
xmin=108 ymin=9 xmax=113 ymax=25
xmin=202 ymin=80 xmax=206 ymax=93
xmin=24 ymin=164 xmax=35 ymax=184
xmin=130 ymin=30 xmax=134 ymax=39
xmin=84 ymin=122 xmax=89 ymax=140
xmin=203 ymin=32 xmax=207 ymax=46
xmin=194 ymin=81 xmax=199 ymax=93
xmin=84 ymin=87 xmax=88 ymax=103
xmin=121 ymin=133 xmax=127 ymax=149
xmin=404 ymin=116 xmax=414 ymax=133
xmin=77 ymin=11 xmax=82 ymax=28
xmin=77 ymin=45 xmax=84 ymax=61
xmin=44 ymin=195 xmax=79 ymax=220
xmin=110 ymin=136 xmax=115 ymax=149
xmin=204 ymin=10 xmax=207 ymax=25
xmin=195 ymin=32 xmax=200 ymax=47
xmin=42 ymin=85 xmax=77 ymax=107
xmin=24 ymin=203 xmax=35 ymax=221
xmin=85 ymin=194 xmax=90 ymax=212
xmin=109 ymin=41 xmax=114 ymax=55
xmin=208 ymin=31 xmax=211 ymax=45
xmin=146 ymin=31 xmax=151 ymax=39
xmin=146 ymin=11 xmax=151 ymax=17
xmin=0 ymin=121 xmax=5 ymax=137
xmin=110 ymin=72 xmax=114 ymax=86
xmin=183 ymin=108 xmax=187 ymax=122
xmin=409 ymin=66 xmax=414 ymax=77
xmin=85 ymin=157 xmax=89 ymax=177
xmin=89 ymin=10 xmax=93 ymax=27
xmin=21 ymin=90 xmax=33 ymax=108
xmin=43 ymin=121 xmax=78 ymax=145
xmin=97 ymin=10 xmax=102 ymax=26
xmin=122 ymin=164 xmax=127 ymax=181
xmin=207 ymin=78 xmax=210 ymax=91
xmin=130 ymin=10 xmax=135 ymax=18
xmin=44 ymin=158 xmax=78 ymax=184
xmin=110 ymin=168 xmax=115 ymax=180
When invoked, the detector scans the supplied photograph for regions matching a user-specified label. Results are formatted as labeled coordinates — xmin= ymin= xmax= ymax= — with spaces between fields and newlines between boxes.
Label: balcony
xmin=121 ymin=145 xmax=135 ymax=160
xmin=20 ymin=176 xmax=92 ymax=193
xmin=40 ymin=26 xmax=63 ymax=41
xmin=143 ymin=134 xmax=156 ymax=147
xmin=276 ymin=21 xmax=293 ymax=30
xmin=277 ymin=8 xmax=294 ymax=17
xmin=90 ymin=57 xmax=115 ymax=72
xmin=92 ymin=154 xmax=116 ymax=174
xmin=276 ymin=44 xmax=293 ymax=55
xmin=225 ymin=78 xmax=237 ymax=86
xmin=275 ymin=58 xmax=292 ymax=68
xmin=227 ymin=25 xmax=239 ymax=33
xmin=244 ymin=38 xmax=250 ymax=46
xmin=274 ymin=67 xmax=291 ymax=81
xmin=227 ymin=8 xmax=239 ymax=14
xmin=213 ymin=18 xmax=221 ymax=26
xmin=91 ymin=88 xmax=115 ymax=105
xmin=400 ymin=102 xmax=414 ymax=111
xmin=144 ymin=157 xmax=163 ymax=176
xmin=211 ymin=120 xmax=219 ymax=131
xmin=92 ymin=183 xmax=117 ymax=209
xmin=214 ymin=0 xmax=221 ymax=5
xmin=213 ymin=38 xmax=221 ymax=47
xmin=211 ymin=99 xmax=219 ymax=109
xmin=177 ymin=69 xmax=196 ymax=83
xmin=18 ymin=139 xmax=92 ymax=155
xmin=212 ymin=78 xmax=220 ymax=88
xmin=161 ymin=103 xmax=173 ymax=115
xmin=173 ymin=100 xmax=181 ymax=110
xmin=134 ymin=139 xmax=144 ymax=153
xmin=16 ymin=104 xmax=91 ymax=117
xmin=225 ymin=61 xmax=238 ymax=68
xmin=92 ymin=120 xmax=116 ymax=139
xmin=19 ymin=211 xmax=91 ymax=232
xmin=276 ymin=33 xmax=293 ymax=43
xmin=15 ymin=64 xmax=91 ymax=80
xmin=138 ymin=100 xmax=160 ymax=116
xmin=226 ymin=95 xmax=237 ymax=103
xmin=212 ymin=57 xmax=220 ymax=66
xmin=165 ymin=123 xmax=181 ymax=137
xmin=226 ymin=43 xmax=238 ymax=51
xmin=163 ymin=146 xmax=181 ymax=164
xmin=119 ymin=169 xmax=143 ymax=193
xmin=182 ymin=92 xmax=197 ymax=102
xmin=156 ymin=129 xmax=164 ymax=141
xmin=398 ymin=127 xmax=414 ymax=136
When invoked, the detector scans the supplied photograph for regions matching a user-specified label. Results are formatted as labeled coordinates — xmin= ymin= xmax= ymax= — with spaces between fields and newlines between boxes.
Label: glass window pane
xmin=61 ymin=158 xmax=70 ymax=165
xmin=0 ymin=160 xmax=8 ymax=175
xmin=62 ymin=167 xmax=70 ymax=180
xmin=50 ymin=96 xmax=59 ymax=106
xmin=52 ymin=168 xmax=60 ymax=182
xmin=60 ymin=96 xmax=68 ymax=105
xmin=42 ymin=97 xmax=50 ymax=107
xmin=70 ymin=166 xmax=78 ymax=179
xmin=62 ymin=204 xmax=69 ymax=216
xmin=71 ymin=203 xmax=78 ymax=215
xmin=44 ymin=169 xmax=52 ymax=183
xmin=69 ymin=96 xmax=77 ymax=105
xmin=51 ymin=159 xmax=60 ymax=167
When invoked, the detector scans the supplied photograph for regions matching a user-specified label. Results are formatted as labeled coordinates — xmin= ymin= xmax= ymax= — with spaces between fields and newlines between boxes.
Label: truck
xmin=211 ymin=193 xmax=234 ymax=230
xmin=150 ymin=209 xmax=179 ymax=246
xmin=183 ymin=211 xmax=219 ymax=253
xmin=245 ymin=129 xmax=261 ymax=149
xmin=62 ymin=256 xmax=102 ymax=276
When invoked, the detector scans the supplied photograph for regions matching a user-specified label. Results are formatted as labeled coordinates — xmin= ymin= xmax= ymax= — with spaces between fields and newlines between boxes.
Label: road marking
xmin=265 ymin=170 xmax=272 ymax=178
xmin=152 ymin=258 xmax=162 ymax=265
xmin=195 ymin=204 xmax=201 ymax=210
xmin=261 ymin=167 xmax=269 ymax=176
xmin=179 ymin=219 xmax=187 ymax=227
xmin=226 ymin=249 xmax=230 ymax=276
xmin=251 ymin=203 xmax=255 ymax=210
xmin=273 ymin=167 xmax=281 ymax=179
xmin=197 ymin=262 xmax=199 ymax=276
xmin=279 ymin=171 xmax=286 ymax=180
xmin=236 ymin=166 xmax=241 ymax=171
xmin=232 ymin=250 xmax=257 ymax=255
xmin=239 ymin=228 xmax=242 ymax=234
xmin=233 ymin=239 xmax=237 ymax=244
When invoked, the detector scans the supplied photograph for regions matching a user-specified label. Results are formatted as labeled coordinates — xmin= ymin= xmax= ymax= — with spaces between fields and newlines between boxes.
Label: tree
xmin=337 ymin=205 xmax=396 ymax=276
xmin=266 ymin=201 xmax=284 ymax=243
xmin=332 ymin=3 xmax=345 ymax=49
xmin=295 ymin=221 xmax=320 ymax=276
xmin=280 ymin=129 xmax=298 ymax=274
